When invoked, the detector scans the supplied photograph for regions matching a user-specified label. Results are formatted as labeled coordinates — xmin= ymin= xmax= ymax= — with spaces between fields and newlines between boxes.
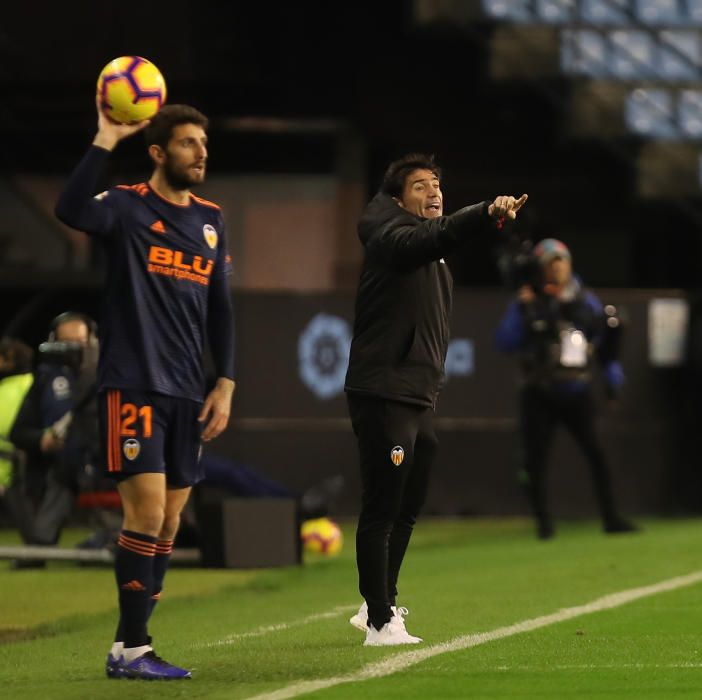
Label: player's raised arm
xmin=54 ymin=97 xmax=149 ymax=236
xmin=93 ymin=94 xmax=150 ymax=152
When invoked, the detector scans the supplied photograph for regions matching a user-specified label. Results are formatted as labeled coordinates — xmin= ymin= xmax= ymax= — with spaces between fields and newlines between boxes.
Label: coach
xmin=344 ymin=153 xmax=527 ymax=645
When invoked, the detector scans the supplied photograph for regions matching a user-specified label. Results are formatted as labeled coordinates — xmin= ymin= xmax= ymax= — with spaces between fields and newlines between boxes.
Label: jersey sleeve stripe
xmin=191 ymin=194 xmax=221 ymax=210
xmin=115 ymin=183 xmax=149 ymax=196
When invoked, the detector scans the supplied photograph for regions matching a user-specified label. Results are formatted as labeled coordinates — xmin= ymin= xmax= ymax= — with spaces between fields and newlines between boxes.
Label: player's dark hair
xmin=381 ymin=154 xmax=442 ymax=198
xmin=144 ymin=104 xmax=209 ymax=149
xmin=0 ymin=337 xmax=34 ymax=374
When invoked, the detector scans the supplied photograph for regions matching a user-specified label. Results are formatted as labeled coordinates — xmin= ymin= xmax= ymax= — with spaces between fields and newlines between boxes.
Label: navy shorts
xmin=99 ymin=388 xmax=204 ymax=488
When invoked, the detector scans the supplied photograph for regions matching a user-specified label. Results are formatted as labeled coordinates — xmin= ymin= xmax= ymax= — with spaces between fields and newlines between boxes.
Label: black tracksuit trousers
xmin=520 ymin=384 xmax=621 ymax=533
xmin=347 ymin=395 xmax=437 ymax=631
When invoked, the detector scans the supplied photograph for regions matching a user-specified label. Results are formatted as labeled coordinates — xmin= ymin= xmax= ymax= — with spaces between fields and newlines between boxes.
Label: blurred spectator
xmin=495 ymin=239 xmax=637 ymax=539
xmin=8 ymin=312 xmax=100 ymax=560
xmin=0 ymin=338 xmax=34 ymax=496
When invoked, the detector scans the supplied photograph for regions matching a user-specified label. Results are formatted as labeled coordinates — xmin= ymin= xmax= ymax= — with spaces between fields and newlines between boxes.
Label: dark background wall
xmin=2 ymin=283 xmax=697 ymax=518
xmin=223 ymin=288 xmax=699 ymax=518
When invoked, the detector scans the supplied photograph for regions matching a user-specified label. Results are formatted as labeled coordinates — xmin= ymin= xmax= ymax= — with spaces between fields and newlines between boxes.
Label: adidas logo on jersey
xmin=150 ymin=220 xmax=166 ymax=234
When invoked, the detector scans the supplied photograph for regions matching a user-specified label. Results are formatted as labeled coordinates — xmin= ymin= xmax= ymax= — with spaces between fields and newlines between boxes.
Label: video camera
xmin=37 ymin=341 xmax=83 ymax=373
xmin=496 ymin=232 xmax=543 ymax=292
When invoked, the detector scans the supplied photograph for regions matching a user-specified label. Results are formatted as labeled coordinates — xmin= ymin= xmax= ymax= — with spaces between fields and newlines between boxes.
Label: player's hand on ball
xmin=93 ymin=95 xmax=150 ymax=151
xmin=488 ymin=194 xmax=528 ymax=221
xmin=199 ymin=378 xmax=236 ymax=442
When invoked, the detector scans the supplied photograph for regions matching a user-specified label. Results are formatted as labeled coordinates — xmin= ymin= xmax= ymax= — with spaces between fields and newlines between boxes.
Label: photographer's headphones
xmin=48 ymin=312 xmax=98 ymax=343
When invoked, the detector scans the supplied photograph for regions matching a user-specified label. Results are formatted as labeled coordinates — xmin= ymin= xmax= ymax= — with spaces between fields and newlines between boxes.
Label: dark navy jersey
xmin=55 ymin=146 xmax=235 ymax=402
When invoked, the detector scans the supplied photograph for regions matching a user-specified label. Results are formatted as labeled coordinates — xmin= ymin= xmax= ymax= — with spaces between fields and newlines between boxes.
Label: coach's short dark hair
xmin=145 ymin=104 xmax=209 ymax=149
xmin=381 ymin=154 xmax=442 ymax=198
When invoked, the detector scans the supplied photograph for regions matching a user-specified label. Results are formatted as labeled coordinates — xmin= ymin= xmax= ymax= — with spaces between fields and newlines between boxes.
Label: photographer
xmin=495 ymin=239 xmax=636 ymax=539
xmin=9 ymin=312 xmax=99 ymax=552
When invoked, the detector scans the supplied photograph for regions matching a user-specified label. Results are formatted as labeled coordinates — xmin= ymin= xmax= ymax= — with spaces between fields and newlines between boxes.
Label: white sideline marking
xmin=496 ymin=663 xmax=702 ymax=670
xmin=196 ymin=605 xmax=357 ymax=648
xmin=244 ymin=570 xmax=702 ymax=700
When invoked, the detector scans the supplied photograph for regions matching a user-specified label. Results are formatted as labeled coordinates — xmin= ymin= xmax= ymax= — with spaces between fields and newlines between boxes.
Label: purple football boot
xmin=105 ymin=653 xmax=125 ymax=679
xmin=121 ymin=650 xmax=191 ymax=680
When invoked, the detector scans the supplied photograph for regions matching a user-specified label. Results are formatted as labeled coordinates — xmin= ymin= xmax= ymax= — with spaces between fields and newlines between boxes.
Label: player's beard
xmin=163 ymin=158 xmax=204 ymax=191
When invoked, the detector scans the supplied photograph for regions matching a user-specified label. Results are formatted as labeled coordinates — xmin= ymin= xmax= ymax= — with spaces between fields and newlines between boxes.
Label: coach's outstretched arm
xmin=363 ymin=193 xmax=527 ymax=272
xmin=54 ymin=97 xmax=148 ymax=235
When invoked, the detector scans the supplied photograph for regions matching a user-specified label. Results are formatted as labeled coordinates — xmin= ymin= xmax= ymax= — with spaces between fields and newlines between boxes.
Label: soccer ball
xmin=300 ymin=517 xmax=343 ymax=556
xmin=97 ymin=56 xmax=166 ymax=124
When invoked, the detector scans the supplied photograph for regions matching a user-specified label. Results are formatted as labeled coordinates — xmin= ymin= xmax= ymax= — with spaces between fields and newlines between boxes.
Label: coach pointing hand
xmin=489 ymin=193 xmax=528 ymax=220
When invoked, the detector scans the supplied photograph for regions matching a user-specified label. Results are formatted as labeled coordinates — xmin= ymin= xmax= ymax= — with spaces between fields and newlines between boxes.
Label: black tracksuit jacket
xmin=344 ymin=192 xmax=491 ymax=408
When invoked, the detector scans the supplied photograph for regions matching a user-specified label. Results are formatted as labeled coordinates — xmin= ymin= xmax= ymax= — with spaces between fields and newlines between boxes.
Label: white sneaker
xmin=363 ymin=609 xmax=423 ymax=647
xmin=349 ymin=601 xmax=369 ymax=631
xmin=350 ymin=602 xmax=421 ymax=634
xmin=392 ymin=606 xmax=420 ymax=638
xmin=349 ymin=602 xmax=400 ymax=632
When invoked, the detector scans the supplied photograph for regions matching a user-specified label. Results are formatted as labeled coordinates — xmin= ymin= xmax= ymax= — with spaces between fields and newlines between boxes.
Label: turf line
xmin=196 ymin=605 xmax=358 ymax=648
xmin=243 ymin=569 xmax=702 ymax=700
xmin=495 ymin=663 xmax=702 ymax=670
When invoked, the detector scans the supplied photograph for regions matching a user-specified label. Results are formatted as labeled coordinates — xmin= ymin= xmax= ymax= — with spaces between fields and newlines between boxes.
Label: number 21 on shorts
xmin=120 ymin=403 xmax=153 ymax=438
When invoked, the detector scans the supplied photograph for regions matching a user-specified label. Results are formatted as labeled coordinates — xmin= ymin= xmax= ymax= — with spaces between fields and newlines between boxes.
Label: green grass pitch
xmin=2 ymin=518 xmax=702 ymax=699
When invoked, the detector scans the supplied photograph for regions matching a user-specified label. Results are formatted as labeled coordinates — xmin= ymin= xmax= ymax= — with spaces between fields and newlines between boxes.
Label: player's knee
xmin=126 ymin=506 xmax=165 ymax=537
xmin=160 ymin=513 xmax=181 ymax=540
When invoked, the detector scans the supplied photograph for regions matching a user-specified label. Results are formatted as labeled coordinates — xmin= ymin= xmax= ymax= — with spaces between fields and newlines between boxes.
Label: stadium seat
xmin=561 ymin=29 xmax=609 ymax=77
xmin=535 ymin=0 xmax=575 ymax=24
xmin=658 ymin=30 xmax=700 ymax=81
xmin=635 ymin=0 xmax=685 ymax=25
xmin=625 ymin=88 xmax=677 ymax=138
xmin=482 ymin=0 xmax=532 ymax=22
xmin=610 ymin=30 xmax=656 ymax=79
xmin=687 ymin=0 xmax=702 ymax=25
xmin=679 ymin=89 xmax=702 ymax=139
xmin=581 ymin=0 xmax=630 ymax=26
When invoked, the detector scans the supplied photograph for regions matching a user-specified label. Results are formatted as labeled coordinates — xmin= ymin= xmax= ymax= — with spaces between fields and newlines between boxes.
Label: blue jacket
xmin=495 ymin=280 xmax=624 ymax=391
